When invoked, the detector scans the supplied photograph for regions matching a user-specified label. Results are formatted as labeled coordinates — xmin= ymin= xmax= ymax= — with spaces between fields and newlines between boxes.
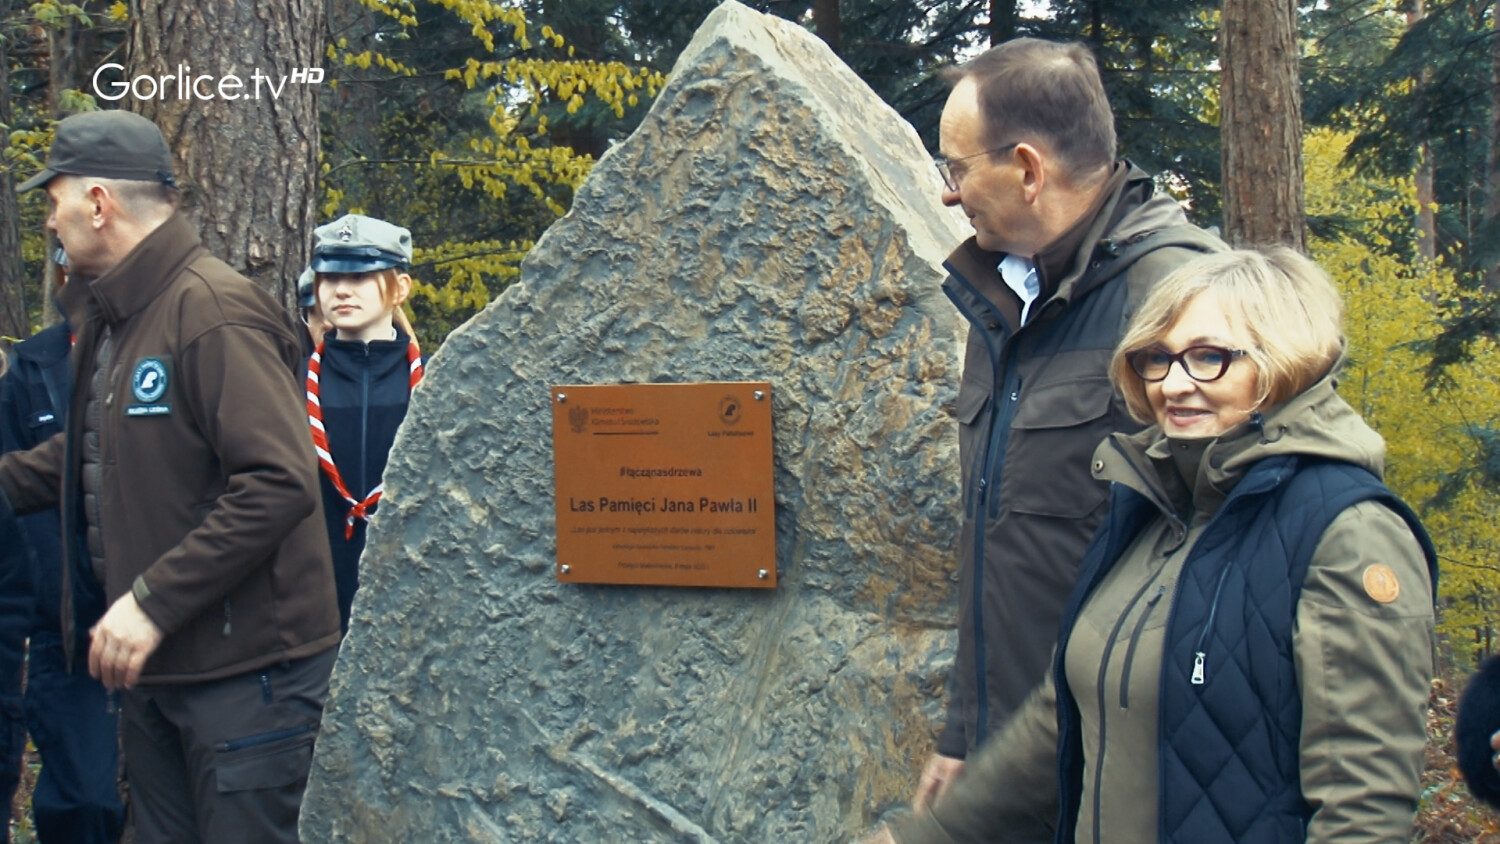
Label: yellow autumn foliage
xmin=1306 ymin=129 xmax=1500 ymax=667
xmin=324 ymin=0 xmax=666 ymax=344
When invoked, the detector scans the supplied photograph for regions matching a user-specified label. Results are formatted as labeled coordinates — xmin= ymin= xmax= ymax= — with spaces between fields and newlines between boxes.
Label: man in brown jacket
xmin=0 ymin=110 xmax=340 ymax=843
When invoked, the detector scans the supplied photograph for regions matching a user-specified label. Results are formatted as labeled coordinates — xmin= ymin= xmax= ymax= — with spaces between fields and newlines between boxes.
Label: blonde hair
xmin=1110 ymin=248 xmax=1344 ymax=424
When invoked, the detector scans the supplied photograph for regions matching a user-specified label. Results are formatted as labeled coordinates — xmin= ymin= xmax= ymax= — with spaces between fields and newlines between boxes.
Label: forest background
xmin=2 ymin=0 xmax=1500 ymax=839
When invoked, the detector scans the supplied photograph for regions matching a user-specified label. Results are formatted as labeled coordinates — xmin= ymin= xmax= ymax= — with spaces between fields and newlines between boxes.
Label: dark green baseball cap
xmin=17 ymin=110 xmax=176 ymax=193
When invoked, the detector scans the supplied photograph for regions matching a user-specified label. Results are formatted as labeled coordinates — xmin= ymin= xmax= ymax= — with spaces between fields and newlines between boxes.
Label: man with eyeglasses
xmin=908 ymin=38 xmax=1224 ymax=833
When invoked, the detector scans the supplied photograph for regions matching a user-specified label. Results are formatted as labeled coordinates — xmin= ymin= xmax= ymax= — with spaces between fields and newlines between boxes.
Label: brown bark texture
xmin=1219 ymin=0 xmax=1306 ymax=251
xmin=1486 ymin=0 xmax=1500 ymax=290
xmin=989 ymin=0 xmax=1018 ymax=45
xmin=127 ymin=0 xmax=325 ymax=309
xmin=1407 ymin=0 xmax=1436 ymax=264
xmin=1 ymin=2 xmax=31 ymax=342
xmin=814 ymin=0 xmax=840 ymax=53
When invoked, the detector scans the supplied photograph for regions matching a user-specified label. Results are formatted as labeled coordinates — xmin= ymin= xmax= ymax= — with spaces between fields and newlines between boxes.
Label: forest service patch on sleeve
xmin=1362 ymin=563 xmax=1401 ymax=604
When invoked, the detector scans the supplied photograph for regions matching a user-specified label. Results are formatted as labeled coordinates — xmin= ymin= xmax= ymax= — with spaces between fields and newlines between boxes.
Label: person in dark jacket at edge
xmin=907 ymin=38 xmax=1222 ymax=833
xmin=1456 ymin=655 xmax=1500 ymax=811
xmin=0 ymin=250 xmax=126 ymax=843
xmin=0 ymin=110 xmax=340 ymax=844
xmin=303 ymin=213 xmax=424 ymax=634
xmin=864 ymin=248 xmax=1438 ymax=844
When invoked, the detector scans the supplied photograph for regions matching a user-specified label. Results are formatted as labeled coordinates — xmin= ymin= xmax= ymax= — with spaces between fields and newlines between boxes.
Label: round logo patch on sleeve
xmin=1362 ymin=564 xmax=1401 ymax=604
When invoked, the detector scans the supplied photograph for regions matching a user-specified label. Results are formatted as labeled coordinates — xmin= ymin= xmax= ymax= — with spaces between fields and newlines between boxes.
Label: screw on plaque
xmin=753 ymin=391 xmax=765 ymax=401
xmin=757 ymin=569 xmax=768 ymax=579
xmin=560 ymin=564 xmax=571 ymax=574
xmin=556 ymin=393 xmax=567 ymax=403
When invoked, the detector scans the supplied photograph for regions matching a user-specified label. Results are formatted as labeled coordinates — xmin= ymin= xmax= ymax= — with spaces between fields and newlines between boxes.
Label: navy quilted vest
xmin=1052 ymin=455 xmax=1436 ymax=844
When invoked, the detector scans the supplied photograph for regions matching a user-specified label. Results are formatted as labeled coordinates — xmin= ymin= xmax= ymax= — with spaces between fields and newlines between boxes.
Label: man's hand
xmin=913 ymin=753 xmax=965 ymax=813
xmin=89 ymin=592 xmax=164 ymax=690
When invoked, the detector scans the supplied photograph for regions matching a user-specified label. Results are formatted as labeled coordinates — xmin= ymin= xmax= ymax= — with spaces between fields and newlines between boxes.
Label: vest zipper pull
xmin=1191 ymin=651 xmax=1206 ymax=685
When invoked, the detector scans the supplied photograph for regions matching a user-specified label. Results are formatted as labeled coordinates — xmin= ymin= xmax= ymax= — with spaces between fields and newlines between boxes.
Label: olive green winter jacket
xmin=891 ymin=368 xmax=1435 ymax=844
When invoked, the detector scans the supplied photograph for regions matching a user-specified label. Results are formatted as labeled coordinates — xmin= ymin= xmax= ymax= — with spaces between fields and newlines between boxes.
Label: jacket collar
xmin=64 ymin=213 xmax=205 ymax=327
xmin=319 ymin=328 xmax=414 ymax=379
xmin=1093 ymin=358 xmax=1385 ymax=521
xmin=941 ymin=162 xmax=1172 ymax=332
xmin=1033 ymin=162 xmax=1128 ymax=297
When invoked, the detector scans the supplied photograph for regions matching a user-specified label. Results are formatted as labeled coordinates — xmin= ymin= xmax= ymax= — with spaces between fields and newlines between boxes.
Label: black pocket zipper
xmin=214 ymin=723 xmax=312 ymax=754
xmin=1191 ymin=563 xmax=1234 ymax=686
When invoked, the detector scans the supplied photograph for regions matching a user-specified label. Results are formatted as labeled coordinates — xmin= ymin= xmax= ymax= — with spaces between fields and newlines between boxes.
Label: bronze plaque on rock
xmin=551 ymin=382 xmax=776 ymax=588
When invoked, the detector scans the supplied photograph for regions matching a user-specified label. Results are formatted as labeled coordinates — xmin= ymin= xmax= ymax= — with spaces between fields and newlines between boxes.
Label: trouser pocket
xmin=214 ymin=723 xmax=317 ymax=792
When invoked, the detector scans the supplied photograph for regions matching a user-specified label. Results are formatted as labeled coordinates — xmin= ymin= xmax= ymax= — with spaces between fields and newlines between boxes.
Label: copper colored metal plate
xmin=551 ymin=382 xmax=775 ymax=588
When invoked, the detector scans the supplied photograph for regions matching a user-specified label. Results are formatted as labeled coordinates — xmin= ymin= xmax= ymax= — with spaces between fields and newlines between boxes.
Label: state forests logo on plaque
xmin=718 ymin=395 xmax=742 ymax=425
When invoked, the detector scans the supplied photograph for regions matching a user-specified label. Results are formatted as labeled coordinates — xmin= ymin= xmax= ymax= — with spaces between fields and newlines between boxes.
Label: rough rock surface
xmin=301 ymin=2 xmax=969 ymax=841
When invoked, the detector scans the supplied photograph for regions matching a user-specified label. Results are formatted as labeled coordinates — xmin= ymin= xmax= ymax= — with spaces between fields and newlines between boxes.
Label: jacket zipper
xmin=1092 ymin=574 xmax=1161 ymax=844
xmin=359 ymin=342 xmax=372 ymax=497
xmin=1191 ymin=563 xmax=1234 ymax=686
xmin=969 ymin=346 xmax=1022 ymax=739
xmin=942 ymin=280 xmax=1015 ymax=744
xmin=213 ymin=722 xmax=311 ymax=753
xmin=1119 ymin=584 xmax=1167 ymax=708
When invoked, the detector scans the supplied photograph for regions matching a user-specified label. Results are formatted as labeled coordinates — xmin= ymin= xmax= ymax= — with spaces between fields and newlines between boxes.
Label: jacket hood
xmin=942 ymin=161 xmax=1196 ymax=332
xmin=1044 ymin=162 xmax=1193 ymax=305
xmin=1096 ymin=358 xmax=1386 ymax=515
xmin=13 ymin=319 xmax=72 ymax=365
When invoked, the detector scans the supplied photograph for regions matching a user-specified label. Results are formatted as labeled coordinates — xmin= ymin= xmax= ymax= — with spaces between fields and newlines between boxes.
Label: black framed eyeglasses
xmin=1127 ymin=345 xmax=1249 ymax=383
xmin=934 ymin=141 xmax=1020 ymax=192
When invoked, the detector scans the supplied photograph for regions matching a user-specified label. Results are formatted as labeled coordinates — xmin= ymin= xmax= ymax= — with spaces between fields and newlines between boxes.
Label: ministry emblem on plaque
xmin=568 ymin=404 xmax=589 ymax=434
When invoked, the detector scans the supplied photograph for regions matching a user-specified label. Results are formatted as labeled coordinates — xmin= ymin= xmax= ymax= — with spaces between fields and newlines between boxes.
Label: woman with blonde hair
xmin=303 ymin=213 xmax=424 ymax=634
xmin=869 ymin=248 xmax=1437 ymax=844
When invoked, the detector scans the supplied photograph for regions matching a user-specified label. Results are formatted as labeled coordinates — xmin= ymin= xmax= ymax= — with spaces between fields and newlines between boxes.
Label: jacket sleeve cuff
xmin=936 ymin=705 xmax=967 ymax=759
xmin=132 ymin=575 xmax=173 ymax=633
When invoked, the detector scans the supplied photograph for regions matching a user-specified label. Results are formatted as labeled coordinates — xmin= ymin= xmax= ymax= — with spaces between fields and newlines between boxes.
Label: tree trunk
xmin=40 ymin=11 xmax=91 ymax=329
xmin=988 ymin=0 xmax=1018 ymax=45
xmin=1220 ymin=0 xmax=1306 ymax=250
xmin=813 ymin=0 xmax=840 ymax=54
xmin=1408 ymin=0 xmax=1436 ymax=265
xmin=127 ymin=0 xmax=325 ymax=309
xmin=1485 ymin=0 xmax=1500 ymax=290
xmin=0 ymin=0 xmax=29 ymax=342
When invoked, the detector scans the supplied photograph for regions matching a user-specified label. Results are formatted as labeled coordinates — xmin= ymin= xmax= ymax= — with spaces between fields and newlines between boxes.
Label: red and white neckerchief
xmin=306 ymin=335 xmax=423 ymax=538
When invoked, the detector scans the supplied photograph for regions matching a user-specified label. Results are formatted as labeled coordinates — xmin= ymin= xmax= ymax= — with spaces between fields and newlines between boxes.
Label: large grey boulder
xmin=300 ymin=2 xmax=969 ymax=841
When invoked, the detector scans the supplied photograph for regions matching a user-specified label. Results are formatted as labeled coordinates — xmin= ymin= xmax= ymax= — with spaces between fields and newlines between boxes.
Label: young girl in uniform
xmin=304 ymin=214 xmax=423 ymax=633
